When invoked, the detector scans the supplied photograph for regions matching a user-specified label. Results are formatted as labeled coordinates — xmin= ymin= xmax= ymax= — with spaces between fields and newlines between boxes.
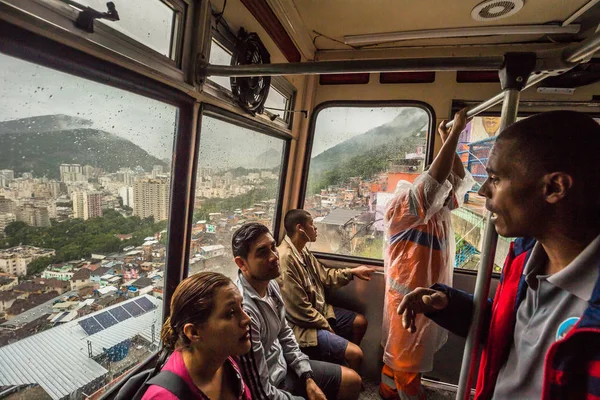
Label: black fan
xmin=230 ymin=29 xmax=271 ymax=115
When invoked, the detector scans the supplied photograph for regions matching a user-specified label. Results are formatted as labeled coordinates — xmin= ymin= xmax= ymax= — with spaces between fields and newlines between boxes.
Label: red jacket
xmin=429 ymin=237 xmax=600 ymax=399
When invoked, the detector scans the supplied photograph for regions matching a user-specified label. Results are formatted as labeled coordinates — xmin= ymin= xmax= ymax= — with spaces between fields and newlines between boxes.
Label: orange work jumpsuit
xmin=381 ymin=171 xmax=474 ymax=400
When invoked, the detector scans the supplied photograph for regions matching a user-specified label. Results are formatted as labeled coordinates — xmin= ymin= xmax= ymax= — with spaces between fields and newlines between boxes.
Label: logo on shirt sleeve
xmin=556 ymin=317 xmax=580 ymax=341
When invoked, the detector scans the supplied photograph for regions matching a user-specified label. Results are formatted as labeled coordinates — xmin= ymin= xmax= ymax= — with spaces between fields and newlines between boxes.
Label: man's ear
xmin=543 ymin=172 xmax=573 ymax=204
xmin=234 ymin=256 xmax=247 ymax=272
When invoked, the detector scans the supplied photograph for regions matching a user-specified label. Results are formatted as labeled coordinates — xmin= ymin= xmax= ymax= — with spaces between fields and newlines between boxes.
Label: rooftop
xmin=0 ymin=246 xmax=55 ymax=258
xmin=318 ymin=208 xmax=366 ymax=226
xmin=0 ymin=295 xmax=161 ymax=399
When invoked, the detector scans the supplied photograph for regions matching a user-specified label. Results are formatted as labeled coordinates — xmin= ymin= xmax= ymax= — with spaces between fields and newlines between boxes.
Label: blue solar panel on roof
xmin=122 ymin=301 xmax=144 ymax=317
xmin=79 ymin=317 xmax=103 ymax=335
xmin=134 ymin=297 xmax=156 ymax=312
xmin=109 ymin=306 xmax=132 ymax=322
xmin=95 ymin=311 xmax=118 ymax=329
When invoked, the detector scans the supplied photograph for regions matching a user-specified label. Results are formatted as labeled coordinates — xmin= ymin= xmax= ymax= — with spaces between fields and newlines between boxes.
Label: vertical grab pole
xmin=455 ymin=53 xmax=536 ymax=400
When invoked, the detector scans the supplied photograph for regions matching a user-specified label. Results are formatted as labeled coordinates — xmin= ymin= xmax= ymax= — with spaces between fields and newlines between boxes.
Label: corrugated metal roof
xmin=0 ymin=295 xmax=162 ymax=399
xmin=318 ymin=208 xmax=365 ymax=226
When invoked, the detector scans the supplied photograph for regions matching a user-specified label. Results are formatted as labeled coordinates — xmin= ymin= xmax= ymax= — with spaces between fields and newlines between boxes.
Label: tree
xmin=26 ymin=256 xmax=54 ymax=277
xmin=4 ymin=221 xmax=28 ymax=238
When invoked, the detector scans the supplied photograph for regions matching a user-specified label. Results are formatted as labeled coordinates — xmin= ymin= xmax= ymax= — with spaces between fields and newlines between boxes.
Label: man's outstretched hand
xmin=396 ymin=287 xmax=449 ymax=333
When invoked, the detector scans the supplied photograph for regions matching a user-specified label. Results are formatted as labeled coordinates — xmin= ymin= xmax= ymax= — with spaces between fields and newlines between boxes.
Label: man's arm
xmin=397 ymin=284 xmax=492 ymax=342
xmin=451 ymin=153 xmax=466 ymax=180
xmin=429 ymin=109 xmax=468 ymax=184
xmin=426 ymin=284 xmax=492 ymax=340
xmin=280 ymin=266 xmax=333 ymax=330
xmin=309 ymin=252 xmax=354 ymax=290
xmin=277 ymin=305 xmax=313 ymax=378
xmin=238 ymin=309 xmax=303 ymax=400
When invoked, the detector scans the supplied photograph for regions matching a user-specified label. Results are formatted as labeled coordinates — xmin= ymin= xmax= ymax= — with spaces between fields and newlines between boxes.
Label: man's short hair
xmin=498 ymin=111 xmax=600 ymax=188
xmin=232 ymin=222 xmax=271 ymax=259
xmin=284 ymin=209 xmax=311 ymax=235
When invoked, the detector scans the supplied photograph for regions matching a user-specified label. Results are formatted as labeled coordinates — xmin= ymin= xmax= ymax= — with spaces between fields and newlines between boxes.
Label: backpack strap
xmin=146 ymin=370 xmax=197 ymax=399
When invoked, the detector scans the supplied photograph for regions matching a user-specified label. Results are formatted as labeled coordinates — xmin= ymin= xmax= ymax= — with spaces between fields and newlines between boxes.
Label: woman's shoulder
xmin=141 ymin=350 xmax=204 ymax=400
xmin=141 ymin=385 xmax=181 ymax=400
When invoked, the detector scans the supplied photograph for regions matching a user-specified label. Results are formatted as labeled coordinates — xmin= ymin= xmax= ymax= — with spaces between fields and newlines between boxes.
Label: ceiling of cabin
xmin=283 ymin=0 xmax=599 ymax=51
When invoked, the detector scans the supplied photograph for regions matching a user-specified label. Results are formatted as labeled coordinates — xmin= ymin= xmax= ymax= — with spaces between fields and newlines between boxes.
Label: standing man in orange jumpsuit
xmin=380 ymin=109 xmax=475 ymax=399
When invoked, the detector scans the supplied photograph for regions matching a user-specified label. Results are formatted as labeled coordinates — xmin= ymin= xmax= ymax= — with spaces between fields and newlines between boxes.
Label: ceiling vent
xmin=471 ymin=0 xmax=524 ymax=21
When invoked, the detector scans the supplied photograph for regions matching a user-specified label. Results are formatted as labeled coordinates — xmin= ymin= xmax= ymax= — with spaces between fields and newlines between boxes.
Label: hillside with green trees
xmin=0 ymin=114 xmax=167 ymax=179
xmin=306 ymin=107 xmax=429 ymax=194
xmin=1 ymin=210 xmax=167 ymax=276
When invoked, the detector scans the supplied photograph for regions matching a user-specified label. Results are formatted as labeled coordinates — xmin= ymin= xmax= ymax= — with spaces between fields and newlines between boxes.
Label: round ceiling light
xmin=471 ymin=0 xmax=524 ymax=21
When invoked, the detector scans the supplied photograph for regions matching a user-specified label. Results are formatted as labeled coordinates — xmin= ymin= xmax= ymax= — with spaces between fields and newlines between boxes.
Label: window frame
xmin=185 ymin=104 xmax=292 ymax=281
xmin=0 ymin=18 xmax=198 ymax=391
xmin=449 ymin=100 xmax=600 ymax=275
xmin=0 ymin=0 xmax=193 ymax=83
xmin=297 ymin=100 xmax=436 ymax=264
xmin=204 ymin=22 xmax=297 ymax=129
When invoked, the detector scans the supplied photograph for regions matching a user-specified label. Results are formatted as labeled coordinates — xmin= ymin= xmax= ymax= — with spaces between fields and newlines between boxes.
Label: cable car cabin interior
xmin=0 ymin=0 xmax=599 ymax=399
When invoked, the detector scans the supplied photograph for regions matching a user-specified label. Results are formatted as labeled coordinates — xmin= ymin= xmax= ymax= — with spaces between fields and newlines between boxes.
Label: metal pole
xmin=445 ymin=72 xmax=549 ymax=129
xmin=204 ymin=56 xmax=505 ymax=77
xmin=563 ymin=30 xmax=600 ymax=63
xmin=455 ymin=89 xmax=521 ymax=400
xmin=200 ymin=31 xmax=600 ymax=79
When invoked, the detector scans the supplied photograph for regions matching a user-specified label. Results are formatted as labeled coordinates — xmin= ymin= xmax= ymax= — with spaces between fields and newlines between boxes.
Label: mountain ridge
xmin=0 ymin=115 xmax=167 ymax=179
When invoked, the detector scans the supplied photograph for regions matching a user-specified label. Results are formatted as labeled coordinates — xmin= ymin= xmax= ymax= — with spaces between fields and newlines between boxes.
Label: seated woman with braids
xmin=143 ymin=271 xmax=253 ymax=399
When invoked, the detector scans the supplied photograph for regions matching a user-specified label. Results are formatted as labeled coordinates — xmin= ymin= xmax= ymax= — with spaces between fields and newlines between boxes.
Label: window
xmin=263 ymin=87 xmax=289 ymax=120
xmin=303 ymin=105 xmax=431 ymax=260
xmin=190 ymin=111 xmax=287 ymax=281
xmin=453 ymin=115 xmax=600 ymax=272
xmin=452 ymin=115 xmax=507 ymax=272
xmin=73 ymin=0 xmax=182 ymax=59
xmin=0 ymin=53 xmax=177 ymax=398
xmin=207 ymin=38 xmax=294 ymax=125
xmin=208 ymin=39 xmax=233 ymax=90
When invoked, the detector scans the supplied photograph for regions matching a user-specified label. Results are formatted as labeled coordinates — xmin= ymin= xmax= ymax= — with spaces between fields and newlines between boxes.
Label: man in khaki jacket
xmin=277 ymin=209 xmax=376 ymax=371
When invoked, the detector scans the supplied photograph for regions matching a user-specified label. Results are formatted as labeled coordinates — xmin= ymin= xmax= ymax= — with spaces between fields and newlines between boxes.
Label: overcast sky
xmin=311 ymin=107 xmax=422 ymax=157
xmin=0 ymin=53 xmax=178 ymax=161
xmin=77 ymin=0 xmax=173 ymax=56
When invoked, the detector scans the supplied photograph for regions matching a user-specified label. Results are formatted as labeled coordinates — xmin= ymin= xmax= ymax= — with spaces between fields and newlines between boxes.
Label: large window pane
xmin=452 ymin=116 xmax=504 ymax=271
xmin=304 ymin=106 xmax=430 ymax=259
xmin=0 ymin=53 xmax=177 ymax=398
xmin=453 ymin=115 xmax=600 ymax=272
xmin=76 ymin=0 xmax=176 ymax=58
xmin=190 ymin=115 xmax=285 ymax=280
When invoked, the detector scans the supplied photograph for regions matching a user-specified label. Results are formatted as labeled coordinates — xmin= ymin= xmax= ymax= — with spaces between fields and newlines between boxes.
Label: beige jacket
xmin=276 ymin=236 xmax=353 ymax=347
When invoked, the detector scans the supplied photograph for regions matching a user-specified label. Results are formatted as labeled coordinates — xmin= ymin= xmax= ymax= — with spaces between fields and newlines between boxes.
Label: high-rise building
xmin=151 ymin=165 xmax=164 ymax=179
xmin=72 ymin=191 xmax=85 ymax=219
xmin=82 ymin=165 xmax=103 ymax=179
xmin=0 ymin=170 xmax=14 ymax=188
xmin=0 ymin=170 xmax=15 ymax=181
xmin=0 ymin=196 xmax=15 ymax=214
xmin=133 ymin=178 xmax=170 ymax=221
xmin=0 ymin=213 xmax=16 ymax=235
xmin=60 ymin=164 xmax=86 ymax=182
xmin=72 ymin=191 xmax=103 ymax=220
xmin=85 ymin=192 xmax=103 ymax=220
xmin=118 ymin=186 xmax=135 ymax=208
xmin=15 ymin=204 xmax=50 ymax=227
